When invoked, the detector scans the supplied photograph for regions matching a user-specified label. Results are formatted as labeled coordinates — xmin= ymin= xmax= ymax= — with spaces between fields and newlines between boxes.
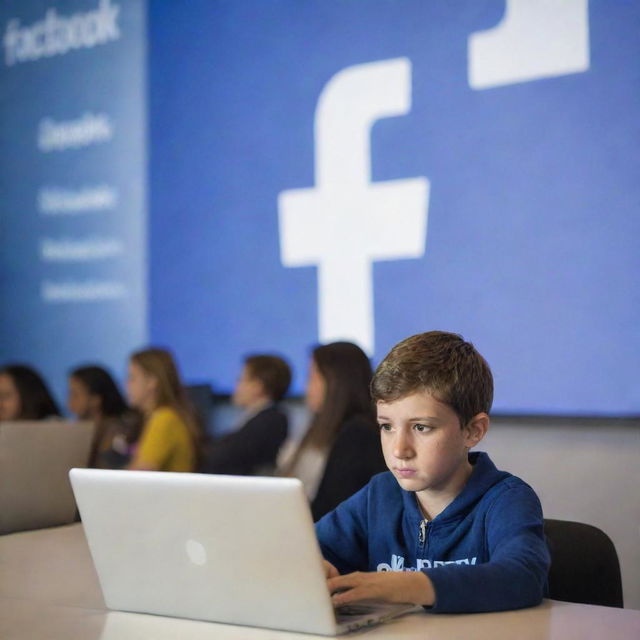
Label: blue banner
xmin=148 ymin=0 xmax=639 ymax=415
xmin=0 ymin=0 xmax=147 ymax=402
xmin=2 ymin=1 xmax=638 ymax=417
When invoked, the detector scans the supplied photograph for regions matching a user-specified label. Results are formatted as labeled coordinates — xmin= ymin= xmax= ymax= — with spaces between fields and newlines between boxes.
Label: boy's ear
xmin=463 ymin=412 xmax=489 ymax=448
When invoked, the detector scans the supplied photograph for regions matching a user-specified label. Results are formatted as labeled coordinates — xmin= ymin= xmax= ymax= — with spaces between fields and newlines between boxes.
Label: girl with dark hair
xmin=67 ymin=365 xmax=141 ymax=468
xmin=280 ymin=342 xmax=385 ymax=520
xmin=0 ymin=364 xmax=60 ymax=421
xmin=126 ymin=348 xmax=202 ymax=472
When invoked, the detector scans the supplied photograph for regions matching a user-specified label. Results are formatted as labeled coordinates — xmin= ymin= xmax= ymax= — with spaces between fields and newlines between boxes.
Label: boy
xmin=316 ymin=331 xmax=550 ymax=613
xmin=202 ymin=354 xmax=291 ymax=475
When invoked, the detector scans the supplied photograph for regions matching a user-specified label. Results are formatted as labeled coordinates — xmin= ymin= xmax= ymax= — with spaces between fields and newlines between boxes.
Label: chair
xmin=544 ymin=518 xmax=623 ymax=608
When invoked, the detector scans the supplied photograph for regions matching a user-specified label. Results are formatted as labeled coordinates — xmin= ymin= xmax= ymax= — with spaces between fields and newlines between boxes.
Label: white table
xmin=1 ymin=524 xmax=639 ymax=640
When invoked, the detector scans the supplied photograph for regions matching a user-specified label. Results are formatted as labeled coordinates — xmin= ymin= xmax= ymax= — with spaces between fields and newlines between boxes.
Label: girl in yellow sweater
xmin=126 ymin=348 xmax=201 ymax=472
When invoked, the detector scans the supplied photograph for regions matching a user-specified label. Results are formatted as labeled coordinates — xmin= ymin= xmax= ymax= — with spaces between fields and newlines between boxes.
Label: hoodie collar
xmin=400 ymin=452 xmax=510 ymax=525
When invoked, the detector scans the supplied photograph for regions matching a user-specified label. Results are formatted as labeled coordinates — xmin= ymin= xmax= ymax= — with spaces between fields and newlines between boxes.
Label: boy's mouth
xmin=395 ymin=468 xmax=417 ymax=478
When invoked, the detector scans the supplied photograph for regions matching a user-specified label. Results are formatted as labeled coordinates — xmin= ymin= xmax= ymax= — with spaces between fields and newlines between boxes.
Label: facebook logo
xmin=277 ymin=1 xmax=591 ymax=354
xmin=145 ymin=1 xmax=640 ymax=416
xmin=278 ymin=58 xmax=429 ymax=354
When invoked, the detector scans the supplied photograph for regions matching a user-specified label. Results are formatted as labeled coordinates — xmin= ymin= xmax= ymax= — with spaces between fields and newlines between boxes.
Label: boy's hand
xmin=323 ymin=560 xmax=339 ymax=579
xmin=328 ymin=571 xmax=435 ymax=607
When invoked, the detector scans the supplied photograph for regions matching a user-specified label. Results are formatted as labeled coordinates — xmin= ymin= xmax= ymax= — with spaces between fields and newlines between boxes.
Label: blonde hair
xmin=130 ymin=347 xmax=202 ymax=458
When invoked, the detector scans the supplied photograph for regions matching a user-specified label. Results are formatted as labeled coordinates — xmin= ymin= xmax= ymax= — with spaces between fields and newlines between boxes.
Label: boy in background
xmin=202 ymin=355 xmax=291 ymax=476
xmin=316 ymin=331 xmax=549 ymax=613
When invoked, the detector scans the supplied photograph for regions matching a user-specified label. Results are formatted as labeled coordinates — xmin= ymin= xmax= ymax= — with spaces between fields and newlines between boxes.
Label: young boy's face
xmin=377 ymin=391 xmax=480 ymax=502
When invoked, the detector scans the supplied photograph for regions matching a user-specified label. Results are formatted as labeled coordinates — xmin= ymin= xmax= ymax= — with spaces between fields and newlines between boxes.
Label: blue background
xmin=148 ymin=0 xmax=639 ymax=415
xmin=1 ymin=1 xmax=638 ymax=416
xmin=0 ymin=0 xmax=147 ymax=404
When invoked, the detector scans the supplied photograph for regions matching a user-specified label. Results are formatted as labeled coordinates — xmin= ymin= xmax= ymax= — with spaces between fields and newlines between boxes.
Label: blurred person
xmin=126 ymin=348 xmax=201 ymax=472
xmin=0 ymin=364 xmax=61 ymax=421
xmin=68 ymin=365 xmax=142 ymax=468
xmin=279 ymin=342 xmax=385 ymax=520
xmin=202 ymin=354 xmax=291 ymax=476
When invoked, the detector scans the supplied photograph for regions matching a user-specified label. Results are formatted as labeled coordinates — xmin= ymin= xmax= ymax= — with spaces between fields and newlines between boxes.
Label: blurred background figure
xmin=67 ymin=365 xmax=142 ymax=469
xmin=278 ymin=342 xmax=385 ymax=520
xmin=0 ymin=364 xmax=61 ymax=421
xmin=126 ymin=348 xmax=202 ymax=472
xmin=202 ymin=354 xmax=291 ymax=476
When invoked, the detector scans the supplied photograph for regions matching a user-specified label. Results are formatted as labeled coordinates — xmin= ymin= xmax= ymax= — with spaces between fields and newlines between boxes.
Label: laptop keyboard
xmin=335 ymin=602 xmax=381 ymax=617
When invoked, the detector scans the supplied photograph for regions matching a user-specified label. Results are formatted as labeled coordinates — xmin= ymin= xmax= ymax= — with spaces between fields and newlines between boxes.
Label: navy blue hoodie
xmin=315 ymin=451 xmax=549 ymax=613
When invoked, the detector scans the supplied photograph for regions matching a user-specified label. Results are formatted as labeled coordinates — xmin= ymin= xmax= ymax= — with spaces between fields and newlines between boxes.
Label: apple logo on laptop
xmin=185 ymin=539 xmax=207 ymax=566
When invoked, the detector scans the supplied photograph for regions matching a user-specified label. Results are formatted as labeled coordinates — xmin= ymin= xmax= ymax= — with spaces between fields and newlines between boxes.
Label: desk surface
xmin=1 ymin=524 xmax=639 ymax=640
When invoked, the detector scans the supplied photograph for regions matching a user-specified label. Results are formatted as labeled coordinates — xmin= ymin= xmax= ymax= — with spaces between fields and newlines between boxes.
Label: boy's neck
xmin=415 ymin=458 xmax=474 ymax=520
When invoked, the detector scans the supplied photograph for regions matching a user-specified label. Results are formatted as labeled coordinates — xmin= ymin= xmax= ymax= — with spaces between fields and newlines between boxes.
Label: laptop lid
xmin=0 ymin=420 xmax=94 ymax=535
xmin=70 ymin=469 xmax=343 ymax=635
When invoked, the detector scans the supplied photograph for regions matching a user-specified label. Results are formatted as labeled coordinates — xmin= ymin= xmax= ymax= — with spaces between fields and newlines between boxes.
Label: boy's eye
xmin=413 ymin=423 xmax=430 ymax=432
xmin=378 ymin=423 xmax=392 ymax=432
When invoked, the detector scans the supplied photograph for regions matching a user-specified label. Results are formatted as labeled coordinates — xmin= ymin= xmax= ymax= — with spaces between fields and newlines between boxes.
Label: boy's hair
xmin=371 ymin=331 xmax=493 ymax=426
xmin=244 ymin=355 xmax=291 ymax=403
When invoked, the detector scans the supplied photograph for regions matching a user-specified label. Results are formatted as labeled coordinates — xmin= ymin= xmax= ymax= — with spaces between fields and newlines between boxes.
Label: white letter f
xmin=278 ymin=58 xmax=429 ymax=354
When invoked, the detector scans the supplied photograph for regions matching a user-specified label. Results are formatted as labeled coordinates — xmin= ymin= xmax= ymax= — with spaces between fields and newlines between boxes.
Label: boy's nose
xmin=393 ymin=432 xmax=414 ymax=459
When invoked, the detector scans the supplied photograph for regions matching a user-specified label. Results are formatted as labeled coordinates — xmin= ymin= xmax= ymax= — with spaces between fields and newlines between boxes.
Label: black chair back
xmin=544 ymin=518 xmax=623 ymax=608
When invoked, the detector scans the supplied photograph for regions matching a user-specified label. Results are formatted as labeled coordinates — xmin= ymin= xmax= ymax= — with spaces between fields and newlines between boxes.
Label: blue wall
xmin=1 ymin=1 xmax=639 ymax=416
xmin=148 ymin=0 xmax=639 ymax=415
xmin=0 ymin=0 xmax=147 ymax=404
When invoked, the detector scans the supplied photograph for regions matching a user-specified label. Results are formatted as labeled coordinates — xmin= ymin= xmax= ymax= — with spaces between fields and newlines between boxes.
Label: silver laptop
xmin=0 ymin=420 xmax=94 ymax=535
xmin=69 ymin=469 xmax=416 ymax=635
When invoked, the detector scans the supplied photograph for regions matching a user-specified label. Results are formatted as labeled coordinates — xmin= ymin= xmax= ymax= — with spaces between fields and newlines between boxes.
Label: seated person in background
xmin=67 ymin=365 xmax=142 ymax=469
xmin=202 ymin=354 xmax=291 ymax=476
xmin=317 ymin=331 xmax=550 ymax=613
xmin=279 ymin=342 xmax=386 ymax=521
xmin=0 ymin=364 xmax=61 ymax=421
xmin=126 ymin=348 xmax=202 ymax=472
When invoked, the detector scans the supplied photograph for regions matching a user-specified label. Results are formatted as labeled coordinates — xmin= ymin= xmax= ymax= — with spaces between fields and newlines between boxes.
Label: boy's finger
xmin=327 ymin=580 xmax=350 ymax=595
xmin=324 ymin=562 xmax=339 ymax=579
xmin=327 ymin=573 xmax=360 ymax=592
xmin=332 ymin=585 xmax=366 ymax=606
